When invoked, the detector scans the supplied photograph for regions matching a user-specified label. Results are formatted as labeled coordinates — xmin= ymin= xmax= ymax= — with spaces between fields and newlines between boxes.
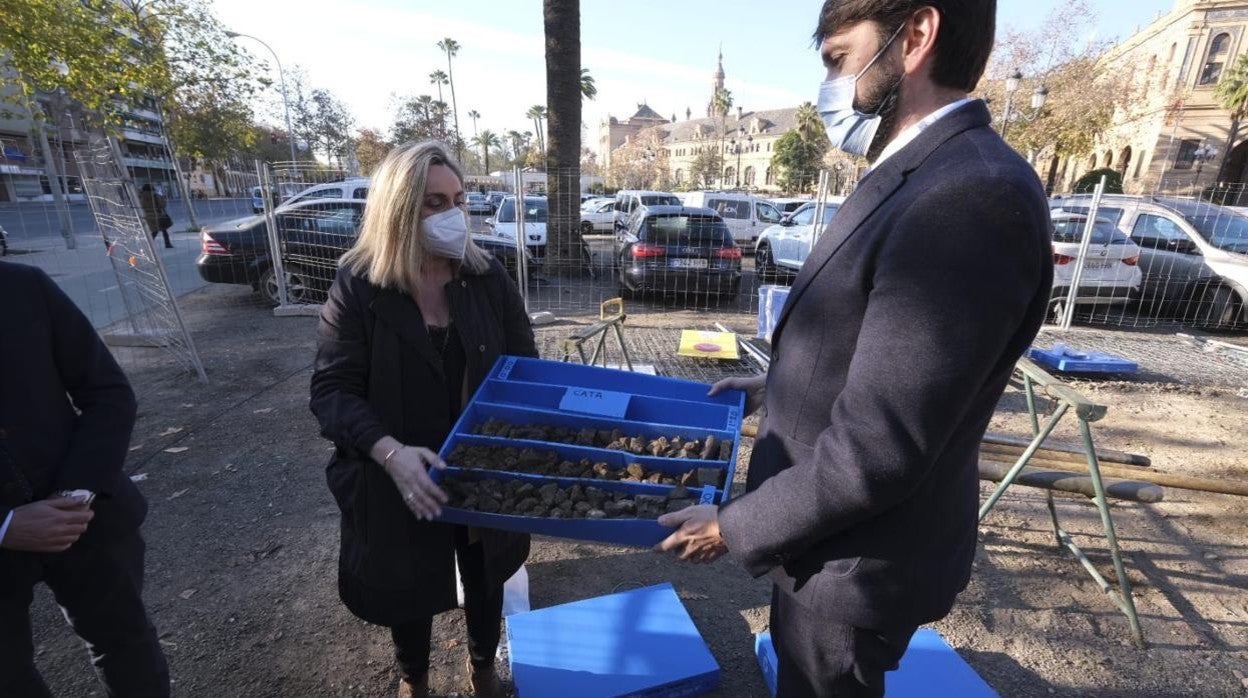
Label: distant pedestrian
xmin=139 ymin=183 xmax=173 ymax=248
xmin=0 ymin=261 xmax=170 ymax=697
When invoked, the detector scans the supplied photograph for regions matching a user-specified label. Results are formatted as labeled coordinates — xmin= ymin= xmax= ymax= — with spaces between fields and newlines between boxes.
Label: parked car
xmin=488 ymin=195 xmax=548 ymax=259
xmin=580 ymin=198 xmax=617 ymax=234
xmin=198 ymin=200 xmax=531 ymax=304
xmin=486 ymin=190 xmax=509 ymax=212
xmin=466 ymin=192 xmax=493 ymax=215
xmin=679 ymin=191 xmax=784 ymax=248
xmin=755 ymin=199 xmax=843 ymax=280
xmin=1046 ymin=211 xmax=1143 ymax=318
xmin=1050 ymin=194 xmax=1248 ymax=328
xmin=615 ymin=205 xmax=742 ymax=299
xmin=612 ymin=190 xmax=683 ymax=232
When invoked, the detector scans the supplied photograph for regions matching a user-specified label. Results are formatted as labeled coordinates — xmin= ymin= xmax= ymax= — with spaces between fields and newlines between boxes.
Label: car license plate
xmin=1083 ymin=260 xmax=1114 ymax=269
xmin=670 ymin=258 xmax=708 ymax=269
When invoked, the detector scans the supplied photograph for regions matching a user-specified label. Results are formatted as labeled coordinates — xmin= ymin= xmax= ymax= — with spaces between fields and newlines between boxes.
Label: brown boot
xmin=467 ymin=658 xmax=505 ymax=698
xmin=397 ymin=673 xmax=429 ymax=698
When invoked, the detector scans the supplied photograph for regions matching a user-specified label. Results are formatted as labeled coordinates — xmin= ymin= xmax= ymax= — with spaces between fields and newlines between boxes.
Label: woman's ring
xmin=405 ymin=492 xmax=416 ymax=502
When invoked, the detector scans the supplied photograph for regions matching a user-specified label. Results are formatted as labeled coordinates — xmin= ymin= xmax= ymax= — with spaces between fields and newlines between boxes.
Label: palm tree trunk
xmin=1217 ymin=113 xmax=1241 ymax=183
xmin=446 ymin=54 xmax=462 ymax=161
xmin=543 ymin=0 xmax=583 ymax=277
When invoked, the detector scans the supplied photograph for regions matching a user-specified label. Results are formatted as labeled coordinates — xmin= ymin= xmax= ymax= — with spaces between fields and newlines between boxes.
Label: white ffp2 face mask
xmin=421 ymin=207 xmax=468 ymax=260
xmin=817 ymin=23 xmax=905 ymax=157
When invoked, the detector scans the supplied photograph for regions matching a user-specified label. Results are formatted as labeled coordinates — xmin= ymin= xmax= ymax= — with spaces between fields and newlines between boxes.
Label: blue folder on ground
xmin=1028 ymin=343 xmax=1139 ymax=374
xmin=755 ymin=628 xmax=998 ymax=697
xmin=507 ymin=583 xmax=719 ymax=697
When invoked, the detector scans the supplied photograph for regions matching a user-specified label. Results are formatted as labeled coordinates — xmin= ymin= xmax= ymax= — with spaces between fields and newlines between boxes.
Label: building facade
xmin=598 ymin=52 xmax=800 ymax=193
xmin=1066 ymin=0 xmax=1248 ymax=197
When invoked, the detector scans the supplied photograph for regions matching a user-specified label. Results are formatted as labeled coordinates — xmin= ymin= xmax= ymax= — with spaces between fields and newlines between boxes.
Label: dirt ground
xmin=27 ymin=284 xmax=1248 ymax=697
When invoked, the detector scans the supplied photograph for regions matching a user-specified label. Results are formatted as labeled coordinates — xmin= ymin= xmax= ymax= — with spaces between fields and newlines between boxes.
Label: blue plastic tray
xmin=508 ymin=583 xmax=720 ymax=697
xmin=434 ymin=357 xmax=746 ymax=546
xmin=1028 ymin=344 xmax=1139 ymax=374
xmin=755 ymin=629 xmax=998 ymax=697
xmin=432 ymin=468 xmax=715 ymax=547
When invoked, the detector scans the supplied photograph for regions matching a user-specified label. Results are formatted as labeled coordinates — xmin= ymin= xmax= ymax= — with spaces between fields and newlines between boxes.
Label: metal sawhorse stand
xmin=559 ymin=298 xmax=634 ymax=371
xmin=979 ymin=357 xmax=1146 ymax=648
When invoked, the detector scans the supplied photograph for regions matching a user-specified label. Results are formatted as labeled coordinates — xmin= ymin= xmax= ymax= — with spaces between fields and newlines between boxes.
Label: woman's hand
xmin=373 ymin=438 xmax=449 ymax=520
xmin=708 ymin=373 xmax=767 ymax=416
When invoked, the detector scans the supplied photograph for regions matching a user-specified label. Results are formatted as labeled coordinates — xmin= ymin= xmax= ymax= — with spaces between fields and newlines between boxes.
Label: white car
xmin=579 ymin=199 xmax=616 ymax=233
xmin=488 ymin=195 xmax=547 ymax=258
xmin=1047 ymin=211 xmax=1142 ymax=315
xmin=768 ymin=197 xmax=811 ymax=217
xmin=754 ymin=199 xmax=842 ymax=279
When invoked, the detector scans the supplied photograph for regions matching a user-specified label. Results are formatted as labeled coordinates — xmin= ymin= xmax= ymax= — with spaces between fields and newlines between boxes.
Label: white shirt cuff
xmin=0 ymin=510 xmax=12 ymax=545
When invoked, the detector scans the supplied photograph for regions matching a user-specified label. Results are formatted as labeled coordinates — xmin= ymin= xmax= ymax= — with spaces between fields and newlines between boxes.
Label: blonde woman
xmin=310 ymin=141 xmax=535 ymax=698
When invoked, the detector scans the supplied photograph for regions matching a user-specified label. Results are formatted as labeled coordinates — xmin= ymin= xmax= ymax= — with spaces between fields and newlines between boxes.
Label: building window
xmin=1173 ymin=138 xmax=1201 ymax=169
xmin=724 ymin=166 xmax=735 ymax=183
xmin=1199 ymin=32 xmax=1232 ymax=85
xmin=675 ymin=169 xmax=684 ymax=183
xmin=764 ymin=167 xmax=774 ymax=186
xmin=744 ymin=166 xmax=756 ymax=186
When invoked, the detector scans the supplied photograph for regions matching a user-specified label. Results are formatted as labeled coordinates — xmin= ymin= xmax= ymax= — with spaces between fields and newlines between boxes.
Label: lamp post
xmin=999 ymin=69 xmax=1049 ymax=140
xmin=225 ymin=31 xmax=299 ymax=176
xmin=1193 ymin=141 xmax=1219 ymax=194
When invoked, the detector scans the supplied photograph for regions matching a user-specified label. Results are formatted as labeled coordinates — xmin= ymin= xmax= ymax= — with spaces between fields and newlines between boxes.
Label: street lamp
xmin=999 ymin=69 xmax=1049 ymax=140
xmin=729 ymin=130 xmax=752 ymax=189
xmin=225 ymin=31 xmax=299 ymax=176
xmin=1193 ymin=141 xmax=1219 ymax=192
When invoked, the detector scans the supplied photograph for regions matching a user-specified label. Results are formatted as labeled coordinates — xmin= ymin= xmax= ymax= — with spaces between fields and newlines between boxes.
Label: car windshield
xmin=1183 ymin=210 xmax=1248 ymax=251
xmin=641 ymin=195 xmax=681 ymax=206
xmin=496 ymin=198 xmax=548 ymax=223
xmin=1052 ymin=217 xmax=1131 ymax=244
xmin=467 ymin=194 xmax=486 ymax=202
xmin=640 ymin=215 xmax=732 ymax=245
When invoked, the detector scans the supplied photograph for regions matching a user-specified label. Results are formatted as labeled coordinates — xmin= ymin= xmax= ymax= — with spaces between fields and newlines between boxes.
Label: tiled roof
xmin=630 ymin=103 xmax=667 ymax=122
xmin=659 ymin=107 xmax=799 ymax=144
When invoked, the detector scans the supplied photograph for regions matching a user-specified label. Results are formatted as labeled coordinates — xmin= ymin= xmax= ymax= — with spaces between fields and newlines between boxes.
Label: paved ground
xmin=22 ymin=282 xmax=1248 ymax=697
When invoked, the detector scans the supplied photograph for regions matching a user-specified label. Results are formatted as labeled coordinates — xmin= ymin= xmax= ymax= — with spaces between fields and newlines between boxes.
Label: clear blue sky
xmin=210 ymin=0 xmax=1177 ymax=147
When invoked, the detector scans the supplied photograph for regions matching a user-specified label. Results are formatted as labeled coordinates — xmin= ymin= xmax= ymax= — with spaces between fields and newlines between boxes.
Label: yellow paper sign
xmin=677 ymin=331 xmax=739 ymax=360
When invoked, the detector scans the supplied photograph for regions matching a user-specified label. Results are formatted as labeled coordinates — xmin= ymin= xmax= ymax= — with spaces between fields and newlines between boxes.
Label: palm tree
xmin=474 ymin=130 xmax=503 ymax=175
xmin=436 ymin=38 xmax=462 ymax=158
xmin=431 ymin=100 xmax=449 ymax=138
xmin=429 ymin=69 xmax=448 ymax=104
xmin=415 ymin=95 xmax=435 ymax=129
xmin=712 ymin=87 xmax=733 ymax=186
xmin=1214 ymin=53 xmax=1248 ymax=182
xmin=580 ymin=68 xmax=597 ymax=101
xmin=506 ymin=129 xmax=527 ymax=167
xmin=526 ymin=104 xmax=548 ymax=157
xmin=542 ymin=0 xmax=583 ymax=275
xmin=467 ymin=109 xmax=481 ymax=140
xmin=795 ymin=101 xmax=821 ymax=140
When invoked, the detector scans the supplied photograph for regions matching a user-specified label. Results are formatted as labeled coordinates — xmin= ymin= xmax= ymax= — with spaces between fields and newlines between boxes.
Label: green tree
xmin=580 ymin=68 xmax=597 ymax=100
xmin=1214 ymin=52 xmax=1248 ymax=181
xmin=354 ymin=128 xmax=391 ymax=176
xmin=166 ymin=84 xmax=257 ymax=195
xmin=526 ymin=104 xmax=548 ymax=158
xmin=307 ymin=88 xmax=354 ymax=165
xmin=543 ymin=0 xmax=583 ymax=274
xmin=436 ymin=38 xmax=462 ymax=158
xmin=429 ymin=69 xmax=448 ymax=104
xmin=690 ymin=148 xmax=724 ymax=189
xmin=771 ymin=129 xmax=826 ymax=194
xmin=474 ymin=129 xmax=502 ymax=175
xmin=1072 ymin=168 xmax=1124 ymax=194
xmin=795 ymin=102 xmax=822 ymax=141
xmin=467 ymin=109 xmax=481 ymax=140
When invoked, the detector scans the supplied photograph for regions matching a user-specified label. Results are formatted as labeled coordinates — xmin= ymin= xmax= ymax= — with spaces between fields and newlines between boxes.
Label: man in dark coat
xmin=0 ymin=261 xmax=169 ymax=697
xmin=659 ymin=2 xmax=1054 ymax=695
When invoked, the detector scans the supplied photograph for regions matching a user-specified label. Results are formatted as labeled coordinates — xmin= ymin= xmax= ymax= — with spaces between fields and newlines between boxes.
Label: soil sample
xmin=441 ymin=475 xmax=697 ymax=520
xmin=446 ymin=443 xmax=726 ymax=488
xmin=471 ymin=418 xmax=731 ymax=462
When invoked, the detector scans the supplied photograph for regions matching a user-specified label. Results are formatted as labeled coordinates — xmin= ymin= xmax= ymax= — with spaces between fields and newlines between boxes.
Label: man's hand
xmin=656 ymin=504 xmax=728 ymax=564
xmin=709 ymin=373 xmax=766 ymax=417
xmin=1 ymin=497 xmax=94 ymax=553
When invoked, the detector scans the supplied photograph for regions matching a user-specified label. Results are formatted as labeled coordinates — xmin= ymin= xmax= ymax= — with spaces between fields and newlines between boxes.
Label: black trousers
xmin=150 ymin=228 xmax=172 ymax=247
xmin=390 ymin=529 xmax=504 ymax=682
xmin=770 ymin=586 xmax=916 ymax=698
xmin=0 ymin=531 xmax=170 ymax=697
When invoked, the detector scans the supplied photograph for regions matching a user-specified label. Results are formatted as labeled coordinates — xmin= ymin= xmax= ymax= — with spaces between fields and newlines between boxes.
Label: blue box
xmin=1028 ymin=343 xmax=1139 ymax=374
xmin=507 ymin=583 xmax=720 ymax=698
xmin=755 ymin=630 xmax=997 ymax=697
xmin=757 ymin=285 xmax=790 ymax=342
xmin=435 ymin=357 xmax=746 ymax=546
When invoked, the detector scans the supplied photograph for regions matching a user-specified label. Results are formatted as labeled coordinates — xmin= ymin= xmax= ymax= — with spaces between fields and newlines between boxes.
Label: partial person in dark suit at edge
xmin=659 ymin=1 xmax=1054 ymax=696
xmin=310 ymin=140 xmax=536 ymax=698
xmin=0 ymin=261 xmax=170 ymax=697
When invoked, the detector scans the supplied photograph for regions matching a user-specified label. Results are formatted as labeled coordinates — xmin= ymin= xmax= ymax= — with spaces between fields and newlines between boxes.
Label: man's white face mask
xmin=816 ymin=23 xmax=906 ymax=158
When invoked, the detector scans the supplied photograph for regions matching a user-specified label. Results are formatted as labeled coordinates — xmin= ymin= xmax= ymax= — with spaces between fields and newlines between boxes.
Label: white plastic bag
xmin=455 ymin=558 xmax=530 ymax=617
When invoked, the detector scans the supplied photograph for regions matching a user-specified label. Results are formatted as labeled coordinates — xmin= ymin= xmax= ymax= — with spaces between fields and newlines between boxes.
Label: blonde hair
xmin=340 ymin=140 xmax=491 ymax=293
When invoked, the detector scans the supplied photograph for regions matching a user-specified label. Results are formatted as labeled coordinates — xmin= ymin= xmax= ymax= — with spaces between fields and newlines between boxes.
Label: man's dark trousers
xmin=0 ymin=532 xmax=169 ymax=697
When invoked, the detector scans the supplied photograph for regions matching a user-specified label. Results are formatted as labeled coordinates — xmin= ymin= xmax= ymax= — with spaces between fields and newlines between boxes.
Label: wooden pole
xmin=981 ymin=456 xmax=1248 ymax=498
